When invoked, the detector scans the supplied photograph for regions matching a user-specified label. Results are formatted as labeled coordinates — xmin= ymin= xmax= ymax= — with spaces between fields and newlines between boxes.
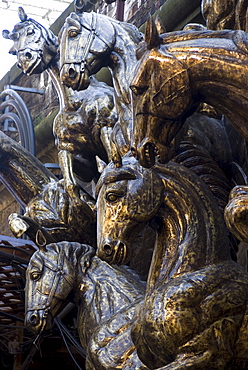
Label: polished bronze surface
xmin=1 ymin=0 xmax=248 ymax=368
xmin=0 ymin=131 xmax=96 ymax=246
xmin=59 ymin=7 xmax=143 ymax=152
xmin=202 ymin=0 xmax=248 ymax=31
xmin=131 ymin=16 xmax=248 ymax=168
xmin=96 ymin=157 xmax=248 ymax=368
xmin=4 ymin=7 xmax=119 ymax=198
xmin=25 ymin=241 xmax=148 ymax=369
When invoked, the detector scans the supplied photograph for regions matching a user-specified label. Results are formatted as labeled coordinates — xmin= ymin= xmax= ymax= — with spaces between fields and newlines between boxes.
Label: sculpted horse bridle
xmin=59 ymin=11 xmax=115 ymax=90
xmin=25 ymin=242 xmax=93 ymax=334
xmin=61 ymin=12 xmax=112 ymax=72
xmin=3 ymin=8 xmax=58 ymax=75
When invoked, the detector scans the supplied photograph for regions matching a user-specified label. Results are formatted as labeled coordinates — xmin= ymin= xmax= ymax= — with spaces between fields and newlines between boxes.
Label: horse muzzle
xmin=60 ymin=63 xmax=90 ymax=91
xmin=132 ymin=140 xmax=172 ymax=168
xmin=25 ymin=309 xmax=52 ymax=333
xmin=97 ymin=238 xmax=130 ymax=265
xmin=17 ymin=49 xmax=43 ymax=75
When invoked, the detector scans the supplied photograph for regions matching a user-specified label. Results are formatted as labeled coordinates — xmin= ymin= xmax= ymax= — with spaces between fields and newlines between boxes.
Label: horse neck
xmin=77 ymin=256 xmax=144 ymax=342
xmin=146 ymin=163 xmax=230 ymax=291
xmin=109 ymin=23 xmax=140 ymax=107
xmin=176 ymin=31 xmax=248 ymax=139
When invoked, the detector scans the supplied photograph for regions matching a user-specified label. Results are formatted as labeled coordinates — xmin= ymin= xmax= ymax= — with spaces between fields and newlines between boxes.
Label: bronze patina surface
xmin=1 ymin=0 xmax=248 ymax=368
xmin=59 ymin=3 xmax=143 ymax=156
xmin=3 ymin=7 xmax=119 ymax=198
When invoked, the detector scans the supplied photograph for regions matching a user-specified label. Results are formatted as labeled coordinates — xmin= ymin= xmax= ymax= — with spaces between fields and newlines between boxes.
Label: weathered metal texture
xmin=59 ymin=8 xmax=143 ymax=154
xmin=202 ymin=0 xmax=248 ymax=31
xmin=0 ymin=131 xmax=96 ymax=246
xmin=3 ymin=7 xmax=118 ymax=198
xmin=95 ymin=157 xmax=248 ymax=368
xmin=1 ymin=0 xmax=248 ymax=368
xmin=131 ymin=17 xmax=248 ymax=168
xmin=25 ymin=241 xmax=148 ymax=369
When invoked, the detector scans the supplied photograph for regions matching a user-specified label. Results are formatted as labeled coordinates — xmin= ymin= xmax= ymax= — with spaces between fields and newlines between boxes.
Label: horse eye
xmin=130 ymin=85 xmax=147 ymax=95
xmin=106 ymin=193 xmax=119 ymax=202
xmin=69 ymin=30 xmax=79 ymax=38
xmin=30 ymin=271 xmax=41 ymax=281
xmin=27 ymin=28 xmax=35 ymax=36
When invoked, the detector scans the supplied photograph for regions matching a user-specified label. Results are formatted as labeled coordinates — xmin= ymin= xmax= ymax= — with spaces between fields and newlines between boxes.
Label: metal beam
xmin=139 ymin=0 xmax=202 ymax=32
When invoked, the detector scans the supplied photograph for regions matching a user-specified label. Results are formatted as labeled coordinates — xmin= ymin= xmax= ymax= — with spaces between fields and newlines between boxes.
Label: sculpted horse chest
xmin=3 ymin=7 xmax=120 ymax=198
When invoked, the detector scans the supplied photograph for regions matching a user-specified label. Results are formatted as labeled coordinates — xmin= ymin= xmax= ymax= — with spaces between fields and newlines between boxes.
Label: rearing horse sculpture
xmin=130 ymin=16 xmax=248 ymax=245
xmin=96 ymin=156 xmax=248 ymax=369
xmin=59 ymin=4 xmax=143 ymax=150
xmin=0 ymin=131 xmax=96 ymax=246
xmin=3 ymin=7 xmax=118 ymax=198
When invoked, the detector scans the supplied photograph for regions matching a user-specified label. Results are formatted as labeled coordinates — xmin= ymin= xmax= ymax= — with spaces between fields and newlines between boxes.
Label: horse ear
xmin=96 ymin=156 xmax=107 ymax=174
xmin=2 ymin=30 xmax=10 ymax=39
xmin=74 ymin=0 xmax=85 ymax=13
xmin=36 ymin=229 xmax=47 ymax=251
xmin=145 ymin=14 xmax=161 ymax=49
xmin=18 ymin=7 xmax=28 ymax=22
xmin=155 ymin=15 xmax=166 ymax=34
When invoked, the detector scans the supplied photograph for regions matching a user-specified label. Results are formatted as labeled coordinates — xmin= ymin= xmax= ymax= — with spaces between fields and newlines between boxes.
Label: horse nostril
xmin=30 ymin=313 xmax=38 ymax=325
xmin=69 ymin=67 xmax=76 ymax=78
xmin=25 ymin=52 xmax=32 ymax=59
xmin=103 ymin=244 xmax=113 ymax=256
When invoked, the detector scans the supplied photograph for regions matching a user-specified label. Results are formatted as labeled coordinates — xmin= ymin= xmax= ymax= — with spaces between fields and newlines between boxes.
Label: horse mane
xmin=30 ymin=242 xmax=95 ymax=275
xmin=109 ymin=17 xmax=144 ymax=45
xmin=64 ymin=11 xmax=143 ymax=46
xmin=172 ymin=142 xmax=238 ymax=260
xmin=11 ymin=18 xmax=58 ymax=52
xmin=151 ymin=161 xmax=231 ymax=277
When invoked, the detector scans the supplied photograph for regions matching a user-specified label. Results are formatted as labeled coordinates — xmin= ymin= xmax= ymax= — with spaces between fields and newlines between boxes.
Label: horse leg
xmin=58 ymin=149 xmax=80 ymax=199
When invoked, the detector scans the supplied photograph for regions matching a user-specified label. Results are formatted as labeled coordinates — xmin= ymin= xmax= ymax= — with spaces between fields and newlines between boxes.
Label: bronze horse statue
xmin=130 ymin=16 xmax=248 ymax=245
xmin=59 ymin=1 xmax=143 ymax=151
xmin=131 ymin=17 xmax=248 ymax=168
xmin=25 ymin=241 xmax=149 ymax=369
xmin=0 ymin=131 xmax=96 ymax=246
xmin=3 ymin=6 xmax=118 ymax=197
xmin=96 ymin=156 xmax=248 ymax=369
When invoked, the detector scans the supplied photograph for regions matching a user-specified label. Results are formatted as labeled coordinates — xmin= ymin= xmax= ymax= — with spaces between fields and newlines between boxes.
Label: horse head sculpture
xmin=25 ymin=240 xmax=148 ymax=369
xmin=59 ymin=3 xmax=143 ymax=148
xmin=96 ymin=155 xmax=164 ymax=265
xmin=131 ymin=15 xmax=248 ymax=168
xmin=25 ymin=242 xmax=94 ymax=334
xmin=2 ymin=7 xmax=58 ymax=75
xmin=59 ymin=11 xmax=116 ymax=91
xmin=96 ymin=155 xmax=248 ymax=368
